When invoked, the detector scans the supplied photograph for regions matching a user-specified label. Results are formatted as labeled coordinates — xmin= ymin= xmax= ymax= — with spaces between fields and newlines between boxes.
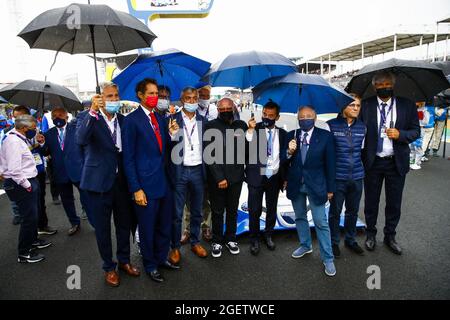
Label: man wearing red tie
xmin=122 ymin=78 xmax=180 ymax=283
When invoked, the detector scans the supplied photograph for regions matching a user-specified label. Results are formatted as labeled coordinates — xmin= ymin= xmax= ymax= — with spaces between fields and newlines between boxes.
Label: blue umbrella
xmin=0 ymin=96 xmax=7 ymax=103
xmin=203 ymin=50 xmax=297 ymax=89
xmin=253 ymin=72 xmax=354 ymax=114
xmin=113 ymin=48 xmax=211 ymax=101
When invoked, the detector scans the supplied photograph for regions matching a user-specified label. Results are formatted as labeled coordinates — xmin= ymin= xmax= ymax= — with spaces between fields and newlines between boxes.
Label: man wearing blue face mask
xmin=282 ymin=105 xmax=337 ymax=277
xmin=0 ymin=115 xmax=51 ymax=263
xmin=77 ymin=82 xmax=140 ymax=287
xmin=245 ymin=100 xmax=288 ymax=255
xmin=43 ymin=107 xmax=81 ymax=236
xmin=168 ymin=87 xmax=209 ymax=266
xmin=156 ymin=85 xmax=172 ymax=117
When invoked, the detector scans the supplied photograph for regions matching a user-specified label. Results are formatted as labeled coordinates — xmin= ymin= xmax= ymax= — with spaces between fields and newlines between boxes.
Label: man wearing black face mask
xmin=359 ymin=71 xmax=420 ymax=255
xmin=204 ymin=98 xmax=248 ymax=258
xmin=43 ymin=107 xmax=81 ymax=236
xmin=245 ymin=101 xmax=287 ymax=255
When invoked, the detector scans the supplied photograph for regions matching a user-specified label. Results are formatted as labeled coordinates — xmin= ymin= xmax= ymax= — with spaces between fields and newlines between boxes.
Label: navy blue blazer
xmin=282 ymin=127 xmax=336 ymax=206
xmin=359 ymin=96 xmax=420 ymax=176
xmin=64 ymin=111 xmax=88 ymax=184
xmin=122 ymin=106 xmax=170 ymax=199
xmin=168 ymin=110 xmax=207 ymax=186
xmin=44 ymin=125 xmax=77 ymax=185
xmin=245 ymin=123 xmax=288 ymax=188
xmin=76 ymin=112 xmax=126 ymax=193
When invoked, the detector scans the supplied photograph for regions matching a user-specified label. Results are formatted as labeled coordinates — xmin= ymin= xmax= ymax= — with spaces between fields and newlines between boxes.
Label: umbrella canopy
xmin=253 ymin=72 xmax=354 ymax=114
xmin=346 ymin=58 xmax=450 ymax=102
xmin=0 ymin=80 xmax=82 ymax=112
xmin=113 ymin=49 xmax=211 ymax=101
xmin=203 ymin=50 xmax=297 ymax=89
xmin=0 ymin=96 xmax=7 ymax=103
xmin=18 ymin=3 xmax=157 ymax=93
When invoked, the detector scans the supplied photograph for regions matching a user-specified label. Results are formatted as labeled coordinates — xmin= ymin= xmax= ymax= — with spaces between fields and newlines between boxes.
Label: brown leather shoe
xmin=118 ymin=263 xmax=140 ymax=277
xmin=68 ymin=224 xmax=80 ymax=236
xmin=168 ymin=248 xmax=181 ymax=265
xmin=180 ymin=231 xmax=190 ymax=245
xmin=202 ymin=228 xmax=212 ymax=242
xmin=191 ymin=244 xmax=208 ymax=258
xmin=105 ymin=270 xmax=120 ymax=287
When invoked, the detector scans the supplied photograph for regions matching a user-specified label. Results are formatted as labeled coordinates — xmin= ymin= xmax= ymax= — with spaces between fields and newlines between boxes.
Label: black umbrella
xmin=18 ymin=3 xmax=157 ymax=94
xmin=0 ymin=80 xmax=82 ymax=112
xmin=346 ymin=58 xmax=450 ymax=102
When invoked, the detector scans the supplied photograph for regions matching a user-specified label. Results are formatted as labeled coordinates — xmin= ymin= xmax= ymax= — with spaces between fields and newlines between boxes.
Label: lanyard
xmin=378 ymin=99 xmax=394 ymax=127
xmin=10 ymin=132 xmax=32 ymax=148
xmin=267 ymin=129 xmax=277 ymax=157
xmin=183 ymin=118 xmax=197 ymax=151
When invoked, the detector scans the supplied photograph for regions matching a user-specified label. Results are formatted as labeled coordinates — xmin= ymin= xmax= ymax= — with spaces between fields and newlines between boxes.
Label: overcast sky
xmin=0 ymin=0 xmax=449 ymax=91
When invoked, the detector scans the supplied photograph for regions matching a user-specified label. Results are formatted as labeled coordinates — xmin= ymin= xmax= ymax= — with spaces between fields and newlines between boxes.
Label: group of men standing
xmin=0 ymin=70 xmax=420 ymax=284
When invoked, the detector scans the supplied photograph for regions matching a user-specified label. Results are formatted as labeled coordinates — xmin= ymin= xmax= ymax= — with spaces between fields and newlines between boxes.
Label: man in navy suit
xmin=245 ymin=101 xmax=287 ymax=255
xmin=76 ymin=82 xmax=140 ymax=287
xmin=122 ymin=78 xmax=180 ymax=283
xmin=167 ymin=87 xmax=208 ymax=266
xmin=359 ymin=71 xmax=420 ymax=255
xmin=43 ymin=107 xmax=81 ymax=236
xmin=283 ymin=106 xmax=337 ymax=277
xmin=65 ymin=110 xmax=94 ymax=228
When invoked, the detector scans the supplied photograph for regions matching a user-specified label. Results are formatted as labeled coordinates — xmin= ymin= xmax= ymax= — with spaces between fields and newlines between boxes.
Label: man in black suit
xmin=204 ymin=98 xmax=248 ymax=258
xmin=245 ymin=101 xmax=287 ymax=255
xmin=359 ymin=71 xmax=420 ymax=255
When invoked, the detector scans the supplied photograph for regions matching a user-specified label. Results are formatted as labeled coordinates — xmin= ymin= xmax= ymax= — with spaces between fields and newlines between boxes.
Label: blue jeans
xmin=291 ymin=185 xmax=334 ymax=263
xmin=329 ymin=179 xmax=363 ymax=246
xmin=172 ymin=165 xmax=204 ymax=248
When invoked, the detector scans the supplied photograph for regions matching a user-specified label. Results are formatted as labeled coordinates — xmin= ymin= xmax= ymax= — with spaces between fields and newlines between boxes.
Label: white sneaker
xmin=410 ymin=164 xmax=422 ymax=170
xmin=211 ymin=243 xmax=222 ymax=258
xmin=226 ymin=242 xmax=240 ymax=255
xmin=421 ymin=156 xmax=429 ymax=162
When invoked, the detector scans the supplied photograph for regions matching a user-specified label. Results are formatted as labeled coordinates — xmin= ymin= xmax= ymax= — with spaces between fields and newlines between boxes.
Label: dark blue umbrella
xmin=203 ymin=50 xmax=297 ymax=89
xmin=113 ymin=49 xmax=211 ymax=101
xmin=0 ymin=96 xmax=7 ymax=103
xmin=253 ymin=72 xmax=354 ymax=114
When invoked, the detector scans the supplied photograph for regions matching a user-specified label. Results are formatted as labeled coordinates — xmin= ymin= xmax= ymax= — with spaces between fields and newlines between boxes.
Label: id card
xmin=33 ymin=153 xmax=43 ymax=166
xmin=380 ymin=126 xmax=388 ymax=139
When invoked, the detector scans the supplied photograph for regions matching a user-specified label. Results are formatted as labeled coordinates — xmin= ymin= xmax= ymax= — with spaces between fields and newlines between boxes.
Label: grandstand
xmin=300 ymin=22 xmax=450 ymax=88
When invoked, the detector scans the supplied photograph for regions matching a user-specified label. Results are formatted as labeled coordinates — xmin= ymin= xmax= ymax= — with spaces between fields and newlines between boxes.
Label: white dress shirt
xmin=376 ymin=97 xmax=397 ymax=157
xmin=0 ymin=129 xmax=38 ymax=189
xmin=181 ymin=112 xmax=202 ymax=166
xmin=246 ymin=127 xmax=280 ymax=171
xmin=100 ymin=109 xmax=122 ymax=152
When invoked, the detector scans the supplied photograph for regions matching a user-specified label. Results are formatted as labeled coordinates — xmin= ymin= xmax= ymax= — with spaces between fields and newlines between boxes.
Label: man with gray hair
xmin=0 ymin=115 xmax=51 ymax=263
xmin=282 ymin=105 xmax=337 ymax=277
xmin=359 ymin=71 xmax=420 ymax=255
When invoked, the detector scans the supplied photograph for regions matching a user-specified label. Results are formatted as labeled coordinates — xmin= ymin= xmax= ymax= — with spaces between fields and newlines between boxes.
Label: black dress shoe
xmin=160 ymin=261 xmax=180 ymax=270
xmin=148 ymin=270 xmax=164 ymax=283
xmin=263 ymin=235 xmax=276 ymax=251
xmin=250 ymin=241 xmax=260 ymax=256
xmin=365 ymin=236 xmax=377 ymax=251
xmin=345 ymin=242 xmax=365 ymax=256
xmin=384 ymin=238 xmax=402 ymax=255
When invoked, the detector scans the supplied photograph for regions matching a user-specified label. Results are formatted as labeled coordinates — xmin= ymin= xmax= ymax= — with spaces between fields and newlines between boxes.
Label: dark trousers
xmin=4 ymin=178 xmax=39 ymax=255
xmin=74 ymin=182 xmax=95 ymax=228
xmin=87 ymin=179 xmax=133 ymax=272
xmin=172 ymin=165 xmax=204 ymax=249
xmin=46 ymin=161 xmax=59 ymax=199
xmin=364 ymin=157 xmax=406 ymax=239
xmin=329 ymin=179 xmax=363 ymax=246
xmin=247 ymin=175 xmax=281 ymax=241
xmin=135 ymin=189 xmax=173 ymax=273
xmin=37 ymin=171 xmax=48 ymax=230
xmin=209 ymin=181 xmax=243 ymax=244
xmin=56 ymin=182 xmax=80 ymax=227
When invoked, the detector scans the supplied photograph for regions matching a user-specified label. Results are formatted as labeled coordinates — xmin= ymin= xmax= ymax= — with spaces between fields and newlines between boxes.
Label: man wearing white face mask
xmin=168 ymin=87 xmax=209 ymax=266
xmin=156 ymin=85 xmax=172 ymax=117
xmin=197 ymin=86 xmax=218 ymax=121
xmin=76 ymin=82 xmax=140 ymax=287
